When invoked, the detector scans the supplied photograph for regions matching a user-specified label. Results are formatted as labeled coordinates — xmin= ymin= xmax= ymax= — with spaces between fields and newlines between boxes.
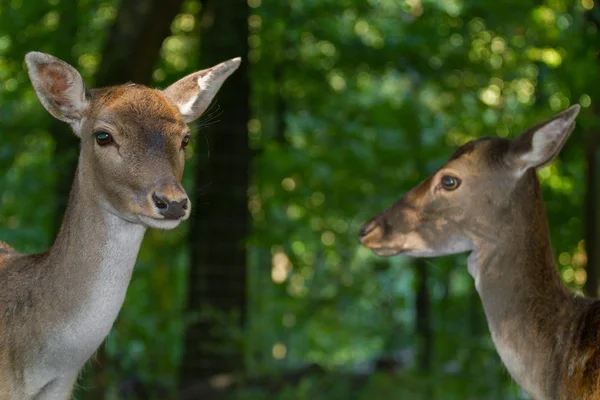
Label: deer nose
xmin=358 ymin=220 xmax=383 ymax=247
xmin=359 ymin=221 xmax=377 ymax=237
xmin=152 ymin=193 xmax=189 ymax=220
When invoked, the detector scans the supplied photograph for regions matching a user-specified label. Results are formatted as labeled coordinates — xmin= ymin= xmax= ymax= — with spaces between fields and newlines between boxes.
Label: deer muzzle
xmin=358 ymin=220 xmax=383 ymax=246
xmin=358 ymin=218 xmax=402 ymax=256
xmin=150 ymin=179 xmax=190 ymax=221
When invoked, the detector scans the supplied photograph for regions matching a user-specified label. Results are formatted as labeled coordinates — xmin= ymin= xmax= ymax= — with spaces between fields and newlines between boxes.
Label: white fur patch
xmin=490 ymin=332 xmax=544 ymax=400
xmin=165 ymin=57 xmax=241 ymax=123
xmin=61 ymin=215 xmax=145 ymax=361
xmin=176 ymin=71 xmax=212 ymax=117
xmin=23 ymin=212 xmax=146 ymax=397
xmin=198 ymin=70 xmax=214 ymax=91
xmin=467 ymin=250 xmax=481 ymax=291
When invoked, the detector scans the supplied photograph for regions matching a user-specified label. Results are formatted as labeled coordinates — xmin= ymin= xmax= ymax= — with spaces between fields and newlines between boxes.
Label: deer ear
xmin=25 ymin=52 xmax=89 ymax=131
xmin=163 ymin=57 xmax=241 ymax=123
xmin=508 ymin=105 xmax=580 ymax=175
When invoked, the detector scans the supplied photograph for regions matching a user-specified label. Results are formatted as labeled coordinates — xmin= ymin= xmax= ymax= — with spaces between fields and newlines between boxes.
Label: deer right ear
xmin=25 ymin=52 xmax=89 ymax=132
xmin=508 ymin=105 xmax=580 ymax=175
xmin=163 ymin=57 xmax=241 ymax=123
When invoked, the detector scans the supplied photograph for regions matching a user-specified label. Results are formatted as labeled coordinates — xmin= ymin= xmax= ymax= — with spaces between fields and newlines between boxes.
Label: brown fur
xmin=0 ymin=83 xmax=190 ymax=398
xmin=0 ymin=52 xmax=240 ymax=399
xmin=359 ymin=106 xmax=600 ymax=399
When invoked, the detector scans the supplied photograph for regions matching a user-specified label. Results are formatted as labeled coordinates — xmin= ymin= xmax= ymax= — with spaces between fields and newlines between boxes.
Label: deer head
xmin=359 ymin=105 xmax=581 ymax=258
xmin=25 ymin=52 xmax=240 ymax=229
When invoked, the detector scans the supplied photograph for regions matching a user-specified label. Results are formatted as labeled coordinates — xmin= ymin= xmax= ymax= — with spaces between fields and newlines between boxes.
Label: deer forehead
xmin=89 ymin=85 xmax=187 ymax=138
xmin=443 ymin=138 xmax=509 ymax=175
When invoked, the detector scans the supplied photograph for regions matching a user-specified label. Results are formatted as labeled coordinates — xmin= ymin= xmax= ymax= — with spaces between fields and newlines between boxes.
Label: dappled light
xmin=1 ymin=0 xmax=599 ymax=398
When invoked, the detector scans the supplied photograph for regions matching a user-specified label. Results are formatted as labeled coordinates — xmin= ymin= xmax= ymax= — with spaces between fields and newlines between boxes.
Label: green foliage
xmin=1 ymin=0 xmax=599 ymax=398
xmin=227 ymin=368 xmax=522 ymax=400
xmin=246 ymin=0 xmax=598 ymax=397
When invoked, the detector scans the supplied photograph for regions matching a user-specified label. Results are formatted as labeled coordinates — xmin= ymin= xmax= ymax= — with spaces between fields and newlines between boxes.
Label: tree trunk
xmin=181 ymin=0 xmax=250 ymax=387
xmin=49 ymin=0 xmax=79 ymax=236
xmin=414 ymin=259 xmax=432 ymax=372
xmin=94 ymin=0 xmax=185 ymax=86
xmin=584 ymin=124 xmax=600 ymax=297
xmin=584 ymin=7 xmax=600 ymax=297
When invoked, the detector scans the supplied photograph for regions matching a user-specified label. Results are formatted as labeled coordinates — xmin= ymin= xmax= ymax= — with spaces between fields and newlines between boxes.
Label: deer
xmin=358 ymin=105 xmax=600 ymax=399
xmin=0 ymin=51 xmax=240 ymax=399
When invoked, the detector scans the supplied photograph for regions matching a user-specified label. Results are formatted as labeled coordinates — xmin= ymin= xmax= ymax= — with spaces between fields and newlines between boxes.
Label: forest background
xmin=1 ymin=0 xmax=599 ymax=398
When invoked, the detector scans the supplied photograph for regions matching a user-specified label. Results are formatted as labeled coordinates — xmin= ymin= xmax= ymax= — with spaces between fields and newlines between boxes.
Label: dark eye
xmin=441 ymin=175 xmax=461 ymax=191
xmin=181 ymin=135 xmax=191 ymax=149
xmin=94 ymin=131 xmax=113 ymax=146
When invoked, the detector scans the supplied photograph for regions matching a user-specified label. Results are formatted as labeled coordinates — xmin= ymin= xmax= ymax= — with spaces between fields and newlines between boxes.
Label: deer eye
xmin=441 ymin=175 xmax=461 ymax=191
xmin=181 ymin=135 xmax=191 ymax=149
xmin=94 ymin=131 xmax=113 ymax=146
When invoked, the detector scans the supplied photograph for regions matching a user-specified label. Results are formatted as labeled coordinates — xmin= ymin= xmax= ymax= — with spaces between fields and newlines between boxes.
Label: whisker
xmin=187 ymin=102 xmax=222 ymax=131
xmin=203 ymin=100 xmax=220 ymax=116
xmin=201 ymin=104 xmax=222 ymax=120
xmin=197 ymin=111 xmax=224 ymax=127
xmin=202 ymin=130 xmax=211 ymax=159
xmin=194 ymin=181 xmax=213 ymax=195
xmin=197 ymin=105 xmax=223 ymax=126
xmin=196 ymin=119 xmax=222 ymax=129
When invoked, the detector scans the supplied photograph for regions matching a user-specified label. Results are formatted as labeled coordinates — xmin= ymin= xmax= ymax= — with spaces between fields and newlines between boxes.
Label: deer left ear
xmin=25 ymin=51 xmax=89 ymax=130
xmin=508 ymin=105 xmax=580 ymax=175
xmin=163 ymin=57 xmax=241 ymax=123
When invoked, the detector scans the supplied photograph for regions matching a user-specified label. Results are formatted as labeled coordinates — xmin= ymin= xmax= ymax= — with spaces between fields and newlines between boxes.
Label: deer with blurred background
xmin=0 ymin=52 xmax=240 ymax=399
xmin=359 ymin=105 xmax=600 ymax=399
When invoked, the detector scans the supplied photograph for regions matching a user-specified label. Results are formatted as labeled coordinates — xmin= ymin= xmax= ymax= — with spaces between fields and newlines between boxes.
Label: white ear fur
xmin=162 ymin=57 xmax=241 ymax=123
xmin=510 ymin=105 xmax=580 ymax=175
xmin=25 ymin=52 xmax=89 ymax=133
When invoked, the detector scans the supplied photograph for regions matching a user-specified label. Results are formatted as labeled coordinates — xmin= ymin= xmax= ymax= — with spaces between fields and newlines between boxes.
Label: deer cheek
xmin=170 ymin=150 xmax=185 ymax=180
xmin=175 ymin=167 xmax=184 ymax=181
xmin=402 ymin=231 xmax=429 ymax=251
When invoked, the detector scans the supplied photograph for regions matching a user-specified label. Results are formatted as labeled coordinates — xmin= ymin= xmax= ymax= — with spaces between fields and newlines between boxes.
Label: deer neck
xmin=38 ymin=169 xmax=146 ymax=370
xmin=467 ymin=173 xmax=573 ymax=399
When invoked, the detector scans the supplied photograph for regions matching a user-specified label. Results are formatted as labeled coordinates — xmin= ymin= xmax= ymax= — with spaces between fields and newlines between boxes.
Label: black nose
xmin=152 ymin=193 xmax=188 ymax=220
xmin=359 ymin=220 xmax=378 ymax=238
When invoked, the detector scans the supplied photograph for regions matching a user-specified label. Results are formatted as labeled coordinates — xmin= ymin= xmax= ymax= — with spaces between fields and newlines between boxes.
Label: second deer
xmin=359 ymin=105 xmax=600 ymax=399
xmin=0 ymin=52 xmax=240 ymax=399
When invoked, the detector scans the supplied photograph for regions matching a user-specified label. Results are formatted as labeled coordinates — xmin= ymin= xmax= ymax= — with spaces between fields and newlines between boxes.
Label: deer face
xmin=359 ymin=138 xmax=512 ymax=257
xmin=25 ymin=52 xmax=240 ymax=229
xmin=78 ymin=86 xmax=190 ymax=229
xmin=359 ymin=105 xmax=580 ymax=257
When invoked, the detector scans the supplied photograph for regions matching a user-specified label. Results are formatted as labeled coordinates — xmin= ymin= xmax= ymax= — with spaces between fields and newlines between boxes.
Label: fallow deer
xmin=0 ymin=52 xmax=240 ymax=399
xmin=359 ymin=105 xmax=600 ymax=399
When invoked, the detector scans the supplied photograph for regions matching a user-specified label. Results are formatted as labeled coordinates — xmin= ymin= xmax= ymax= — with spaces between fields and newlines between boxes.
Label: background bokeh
xmin=1 ymin=0 xmax=599 ymax=399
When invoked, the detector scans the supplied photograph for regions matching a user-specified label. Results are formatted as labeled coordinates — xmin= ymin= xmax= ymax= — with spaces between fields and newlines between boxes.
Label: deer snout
xmin=151 ymin=181 xmax=190 ymax=220
xmin=152 ymin=193 xmax=188 ymax=220
xmin=358 ymin=219 xmax=384 ymax=247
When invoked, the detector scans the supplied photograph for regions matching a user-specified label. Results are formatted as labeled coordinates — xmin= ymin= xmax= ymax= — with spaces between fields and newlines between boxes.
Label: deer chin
xmin=367 ymin=232 xmax=432 ymax=257
xmin=136 ymin=214 xmax=183 ymax=230
xmin=99 ymin=204 xmax=183 ymax=230
xmin=372 ymin=247 xmax=404 ymax=257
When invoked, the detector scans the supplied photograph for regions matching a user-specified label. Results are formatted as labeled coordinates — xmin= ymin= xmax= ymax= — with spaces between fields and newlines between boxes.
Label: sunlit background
xmin=1 ymin=0 xmax=599 ymax=399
